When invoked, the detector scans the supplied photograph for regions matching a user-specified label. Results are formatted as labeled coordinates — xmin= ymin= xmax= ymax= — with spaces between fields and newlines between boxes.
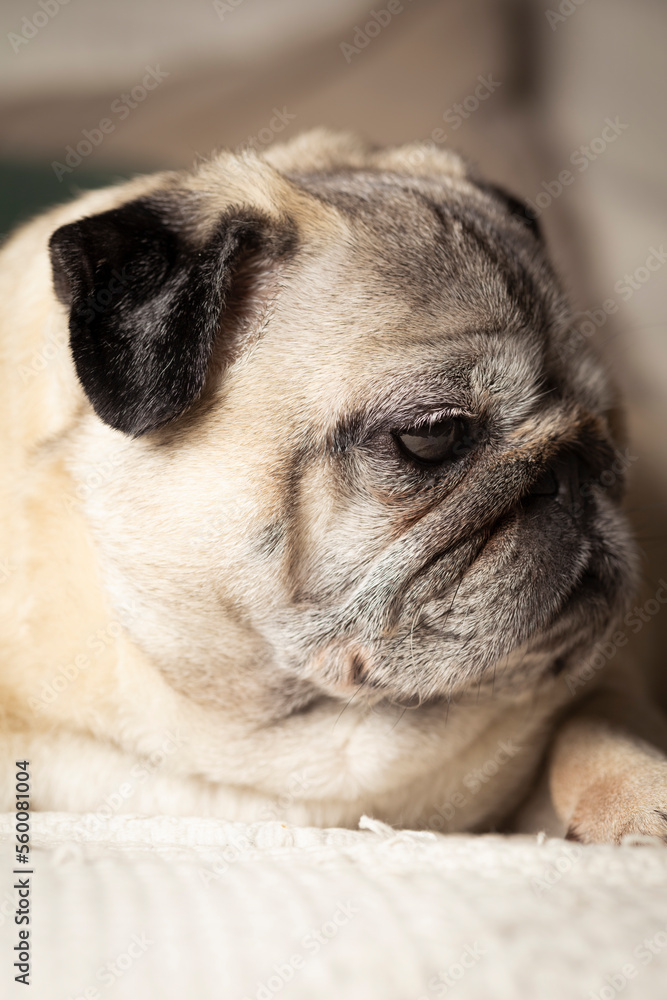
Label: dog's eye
xmin=395 ymin=416 xmax=470 ymax=465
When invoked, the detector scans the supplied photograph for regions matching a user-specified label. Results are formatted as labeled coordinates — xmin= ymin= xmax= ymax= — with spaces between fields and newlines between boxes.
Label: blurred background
xmin=2 ymin=0 xmax=666 ymax=702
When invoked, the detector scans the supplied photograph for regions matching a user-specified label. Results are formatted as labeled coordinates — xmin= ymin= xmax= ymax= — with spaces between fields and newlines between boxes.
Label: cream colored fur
xmin=1 ymin=131 xmax=666 ymax=842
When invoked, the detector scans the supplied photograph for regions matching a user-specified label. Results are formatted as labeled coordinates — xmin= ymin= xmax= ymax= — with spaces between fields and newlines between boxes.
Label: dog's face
xmin=49 ymin=134 xmax=636 ymax=716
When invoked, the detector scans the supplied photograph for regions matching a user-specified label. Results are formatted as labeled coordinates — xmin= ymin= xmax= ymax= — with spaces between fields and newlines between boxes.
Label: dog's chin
xmin=294 ymin=480 xmax=636 ymax=710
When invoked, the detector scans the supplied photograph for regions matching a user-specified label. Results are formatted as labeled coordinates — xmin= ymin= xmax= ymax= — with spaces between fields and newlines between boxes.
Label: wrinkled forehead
xmin=195 ymin=171 xmax=613 ymax=458
xmin=250 ymin=190 xmax=568 ymax=433
xmin=290 ymin=169 xmax=557 ymax=338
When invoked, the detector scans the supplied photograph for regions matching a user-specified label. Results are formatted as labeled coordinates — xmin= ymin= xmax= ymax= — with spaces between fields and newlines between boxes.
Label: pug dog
xmin=1 ymin=129 xmax=666 ymax=844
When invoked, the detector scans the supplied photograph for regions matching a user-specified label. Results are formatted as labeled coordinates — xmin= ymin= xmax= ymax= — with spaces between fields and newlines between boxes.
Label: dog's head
xmin=49 ymin=131 xmax=636 ymax=712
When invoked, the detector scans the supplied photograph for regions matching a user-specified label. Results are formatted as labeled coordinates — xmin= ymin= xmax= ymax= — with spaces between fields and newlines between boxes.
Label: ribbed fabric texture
xmin=1 ymin=813 xmax=667 ymax=999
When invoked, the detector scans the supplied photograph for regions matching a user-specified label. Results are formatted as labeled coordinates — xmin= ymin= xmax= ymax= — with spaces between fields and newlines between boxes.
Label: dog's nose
xmin=529 ymin=453 xmax=593 ymax=508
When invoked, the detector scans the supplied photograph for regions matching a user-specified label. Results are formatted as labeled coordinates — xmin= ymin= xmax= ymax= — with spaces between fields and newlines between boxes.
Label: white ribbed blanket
xmin=1 ymin=813 xmax=667 ymax=999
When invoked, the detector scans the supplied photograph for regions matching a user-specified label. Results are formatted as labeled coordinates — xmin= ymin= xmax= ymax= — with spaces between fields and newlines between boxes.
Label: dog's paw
xmin=565 ymin=768 xmax=667 ymax=845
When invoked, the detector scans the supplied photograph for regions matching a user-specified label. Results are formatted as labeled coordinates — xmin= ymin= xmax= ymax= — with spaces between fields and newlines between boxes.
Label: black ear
xmin=49 ymin=195 xmax=294 ymax=436
xmin=477 ymin=182 xmax=543 ymax=243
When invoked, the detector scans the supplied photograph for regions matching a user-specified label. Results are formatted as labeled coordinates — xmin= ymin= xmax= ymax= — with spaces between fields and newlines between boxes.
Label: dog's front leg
xmin=548 ymin=684 xmax=667 ymax=844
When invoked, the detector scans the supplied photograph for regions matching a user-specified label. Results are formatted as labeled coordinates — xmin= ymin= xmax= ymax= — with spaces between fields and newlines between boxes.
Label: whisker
xmin=387 ymin=705 xmax=410 ymax=733
xmin=332 ymin=674 xmax=369 ymax=730
xmin=441 ymin=573 xmax=464 ymax=630
xmin=407 ymin=605 xmax=425 ymax=708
